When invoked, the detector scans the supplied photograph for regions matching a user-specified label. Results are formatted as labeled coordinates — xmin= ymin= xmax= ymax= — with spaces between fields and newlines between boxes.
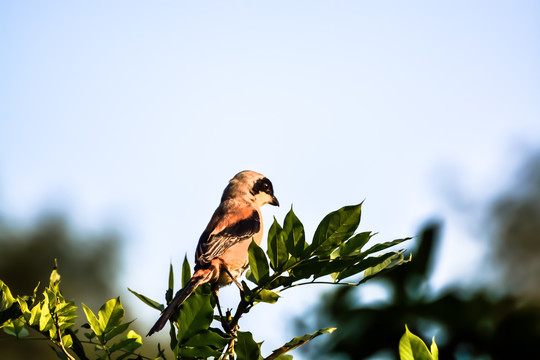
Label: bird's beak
xmin=270 ymin=195 xmax=280 ymax=207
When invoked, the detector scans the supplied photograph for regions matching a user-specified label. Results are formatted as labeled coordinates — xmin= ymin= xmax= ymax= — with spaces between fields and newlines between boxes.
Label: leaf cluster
xmin=0 ymin=261 xmax=149 ymax=360
xmin=131 ymin=203 xmax=410 ymax=359
xmin=246 ymin=203 xmax=410 ymax=300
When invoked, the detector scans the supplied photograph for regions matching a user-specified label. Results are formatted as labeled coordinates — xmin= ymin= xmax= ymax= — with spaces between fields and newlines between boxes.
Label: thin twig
xmin=54 ymin=308 xmax=75 ymax=360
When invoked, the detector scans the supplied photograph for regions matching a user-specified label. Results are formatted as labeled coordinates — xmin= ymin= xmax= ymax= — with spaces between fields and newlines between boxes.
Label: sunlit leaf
xmin=97 ymin=297 xmax=124 ymax=334
xmin=56 ymin=301 xmax=78 ymax=330
xmin=0 ymin=282 xmax=23 ymax=326
xmin=128 ymin=288 xmax=164 ymax=311
xmin=49 ymin=259 xmax=61 ymax=291
xmin=266 ymin=327 xmax=337 ymax=360
xmin=0 ymin=281 xmax=16 ymax=312
xmin=431 ymin=336 xmax=439 ymax=359
xmin=27 ymin=303 xmax=42 ymax=326
xmin=39 ymin=301 xmax=54 ymax=333
xmin=109 ymin=329 xmax=142 ymax=354
xmin=81 ymin=303 xmax=101 ymax=336
xmin=399 ymin=325 xmax=437 ymax=360
xmin=253 ymin=289 xmax=280 ymax=304
xmin=61 ymin=334 xmax=73 ymax=348
xmin=311 ymin=204 xmax=362 ymax=254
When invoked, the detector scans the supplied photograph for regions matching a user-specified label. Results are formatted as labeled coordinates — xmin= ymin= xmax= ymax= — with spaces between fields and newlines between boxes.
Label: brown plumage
xmin=147 ymin=170 xmax=278 ymax=336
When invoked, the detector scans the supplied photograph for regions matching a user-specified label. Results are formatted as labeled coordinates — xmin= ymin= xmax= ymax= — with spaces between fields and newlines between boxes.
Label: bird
xmin=147 ymin=170 xmax=279 ymax=336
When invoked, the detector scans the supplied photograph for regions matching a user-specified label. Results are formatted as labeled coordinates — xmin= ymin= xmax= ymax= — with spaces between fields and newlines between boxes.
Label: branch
xmin=54 ymin=309 xmax=75 ymax=360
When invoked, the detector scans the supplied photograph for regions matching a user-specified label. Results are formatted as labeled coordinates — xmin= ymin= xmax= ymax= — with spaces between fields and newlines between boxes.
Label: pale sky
xmin=1 ymin=1 xmax=539 ymax=357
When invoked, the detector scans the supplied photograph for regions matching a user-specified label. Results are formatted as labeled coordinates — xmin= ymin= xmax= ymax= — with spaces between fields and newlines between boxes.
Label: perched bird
xmin=147 ymin=170 xmax=279 ymax=336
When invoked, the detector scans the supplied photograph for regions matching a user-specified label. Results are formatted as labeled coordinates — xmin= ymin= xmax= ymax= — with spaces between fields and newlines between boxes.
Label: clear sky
xmin=1 ymin=1 xmax=539 ymax=357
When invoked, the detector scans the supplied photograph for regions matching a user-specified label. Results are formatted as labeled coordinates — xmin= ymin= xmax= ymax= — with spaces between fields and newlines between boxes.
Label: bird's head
xmin=222 ymin=170 xmax=279 ymax=208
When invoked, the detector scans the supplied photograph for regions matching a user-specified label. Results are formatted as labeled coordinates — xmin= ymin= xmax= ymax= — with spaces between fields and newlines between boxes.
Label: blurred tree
xmin=299 ymin=223 xmax=540 ymax=360
xmin=299 ymin=150 xmax=540 ymax=360
xmin=486 ymin=151 xmax=540 ymax=301
xmin=0 ymin=212 xmax=120 ymax=360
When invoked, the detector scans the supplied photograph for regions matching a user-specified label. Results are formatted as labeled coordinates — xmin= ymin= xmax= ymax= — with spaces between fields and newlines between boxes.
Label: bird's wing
xmin=195 ymin=206 xmax=260 ymax=266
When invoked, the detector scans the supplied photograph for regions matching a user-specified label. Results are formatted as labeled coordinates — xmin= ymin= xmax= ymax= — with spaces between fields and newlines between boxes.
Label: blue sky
xmin=1 ymin=1 xmax=539 ymax=356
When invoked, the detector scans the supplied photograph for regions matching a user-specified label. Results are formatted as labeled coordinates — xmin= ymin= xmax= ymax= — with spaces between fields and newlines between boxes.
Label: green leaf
xmin=431 ymin=337 xmax=439 ymax=359
xmin=2 ymin=318 xmax=29 ymax=338
xmin=27 ymin=303 xmax=42 ymax=326
xmin=253 ymin=289 xmax=280 ymax=304
xmin=339 ymin=231 xmax=372 ymax=256
xmin=169 ymin=320 xmax=178 ymax=352
xmin=268 ymin=276 xmax=295 ymax=290
xmin=236 ymin=331 xmax=261 ymax=360
xmin=363 ymin=237 xmax=411 ymax=256
xmin=336 ymin=252 xmax=397 ymax=281
xmin=61 ymin=334 xmax=73 ymax=348
xmin=177 ymin=285 xmax=214 ymax=343
xmin=183 ymin=328 xmax=231 ymax=348
xmin=0 ymin=281 xmax=21 ymax=327
xmin=288 ymin=258 xmax=320 ymax=280
xmin=104 ymin=320 xmax=133 ymax=341
xmin=360 ymin=252 xmax=411 ymax=284
xmin=267 ymin=327 xmax=337 ymax=359
xmin=166 ymin=262 xmax=175 ymax=303
xmin=56 ymin=301 xmax=78 ymax=330
xmin=178 ymin=345 xmax=222 ymax=358
xmin=182 ymin=254 xmax=192 ymax=288
xmin=109 ymin=330 xmax=142 ymax=354
xmin=39 ymin=301 xmax=54 ymax=332
xmin=128 ymin=288 xmax=164 ymax=311
xmin=248 ymin=240 xmax=270 ymax=285
xmin=81 ymin=303 xmax=102 ymax=336
xmin=49 ymin=259 xmax=61 ymax=291
xmin=97 ymin=297 xmax=124 ymax=334
xmin=0 ymin=281 xmax=16 ymax=312
xmin=399 ymin=325 xmax=437 ymax=360
xmin=283 ymin=206 xmax=307 ymax=259
xmin=311 ymin=204 xmax=362 ymax=254
xmin=267 ymin=218 xmax=288 ymax=271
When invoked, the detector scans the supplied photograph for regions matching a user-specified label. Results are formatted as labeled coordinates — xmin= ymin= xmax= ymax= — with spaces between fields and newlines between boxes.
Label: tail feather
xmin=147 ymin=269 xmax=212 ymax=336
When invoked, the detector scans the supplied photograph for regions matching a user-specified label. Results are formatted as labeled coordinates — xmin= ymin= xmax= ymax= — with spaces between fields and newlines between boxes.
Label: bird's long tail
xmin=147 ymin=268 xmax=214 ymax=336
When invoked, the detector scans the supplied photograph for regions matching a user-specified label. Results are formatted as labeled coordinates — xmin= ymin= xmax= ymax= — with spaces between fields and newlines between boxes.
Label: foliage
xmin=1 ymin=203 xmax=410 ymax=359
